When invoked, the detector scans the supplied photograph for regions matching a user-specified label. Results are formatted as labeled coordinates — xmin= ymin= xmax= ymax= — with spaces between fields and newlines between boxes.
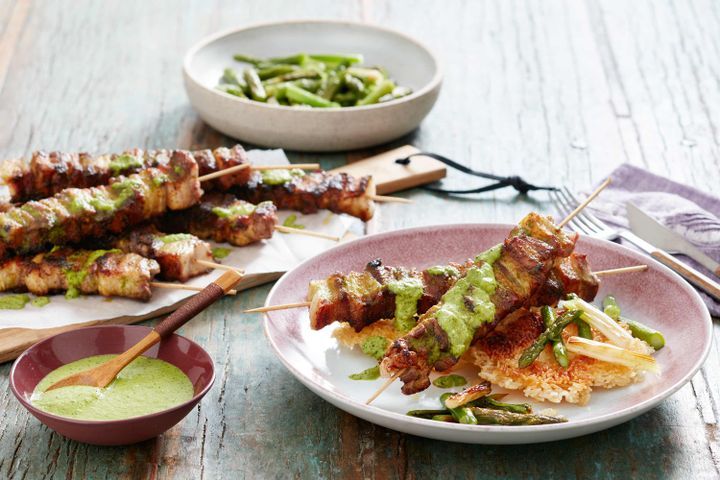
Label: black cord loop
xmin=395 ymin=152 xmax=557 ymax=195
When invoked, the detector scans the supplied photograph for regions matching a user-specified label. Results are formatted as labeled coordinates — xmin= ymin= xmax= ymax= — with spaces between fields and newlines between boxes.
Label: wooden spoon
xmin=44 ymin=269 xmax=243 ymax=391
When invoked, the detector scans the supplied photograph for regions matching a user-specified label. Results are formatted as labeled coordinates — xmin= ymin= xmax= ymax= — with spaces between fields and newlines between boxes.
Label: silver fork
xmin=550 ymin=187 xmax=720 ymax=301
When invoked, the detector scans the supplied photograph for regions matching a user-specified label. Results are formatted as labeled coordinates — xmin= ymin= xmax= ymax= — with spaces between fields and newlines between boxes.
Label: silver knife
xmin=626 ymin=203 xmax=720 ymax=277
xmin=624 ymin=202 xmax=720 ymax=301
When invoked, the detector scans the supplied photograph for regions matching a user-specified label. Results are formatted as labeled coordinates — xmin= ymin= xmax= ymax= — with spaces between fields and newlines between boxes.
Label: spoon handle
xmin=154 ymin=269 xmax=243 ymax=338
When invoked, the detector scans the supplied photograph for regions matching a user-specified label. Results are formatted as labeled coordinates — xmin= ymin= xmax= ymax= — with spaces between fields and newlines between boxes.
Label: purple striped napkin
xmin=580 ymin=164 xmax=720 ymax=316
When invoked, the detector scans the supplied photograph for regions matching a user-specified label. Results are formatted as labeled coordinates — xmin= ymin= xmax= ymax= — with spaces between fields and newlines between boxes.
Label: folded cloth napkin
xmin=579 ymin=164 xmax=720 ymax=316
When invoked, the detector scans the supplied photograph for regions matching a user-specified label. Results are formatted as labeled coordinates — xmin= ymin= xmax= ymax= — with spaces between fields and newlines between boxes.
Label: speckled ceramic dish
xmin=10 ymin=325 xmax=215 ymax=446
xmin=263 ymin=224 xmax=712 ymax=444
xmin=183 ymin=20 xmax=442 ymax=151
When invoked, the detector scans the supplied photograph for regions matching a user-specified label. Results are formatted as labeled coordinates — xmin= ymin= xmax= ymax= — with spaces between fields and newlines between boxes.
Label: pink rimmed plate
xmin=262 ymin=224 xmax=712 ymax=444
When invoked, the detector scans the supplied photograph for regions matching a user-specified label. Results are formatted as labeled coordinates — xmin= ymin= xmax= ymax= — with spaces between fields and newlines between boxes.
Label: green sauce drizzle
xmin=259 ymin=168 xmax=305 ymax=186
xmin=475 ymin=243 xmax=503 ymax=265
xmin=282 ymin=213 xmax=305 ymax=229
xmin=432 ymin=374 xmax=467 ymax=388
xmin=435 ymin=264 xmax=498 ymax=358
xmin=109 ymin=153 xmax=143 ymax=176
xmin=159 ymin=233 xmax=194 ymax=244
xmin=387 ymin=277 xmax=424 ymax=332
xmin=360 ymin=336 xmax=390 ymax=360
xmin=64 ymin=250 xmax=119 ymax=299
xmin=349 ymin=365 xmax=380 ymax=381
xmin=31 ymin=355 xmax=194 ymax=421
xmin=0 ymin=294 xmax=30 ymax=310
xmin=211 ymin=203 xmax=256 ymax=218
xmin=31 ymin=296 xmax=50 ymax=308
xmin=212 ymin=247 xmax=232 ymax=259
xmin=427 ymin=265 xmax=460 ymax=277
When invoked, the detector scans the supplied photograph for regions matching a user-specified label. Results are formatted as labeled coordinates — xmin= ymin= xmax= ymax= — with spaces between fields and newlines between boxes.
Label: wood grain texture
xmin=1 ymin=0 xmax=720 ymax=478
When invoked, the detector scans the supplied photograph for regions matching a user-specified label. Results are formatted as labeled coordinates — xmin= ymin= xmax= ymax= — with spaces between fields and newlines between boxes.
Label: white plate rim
xmin=262 ymin=222 xmax=713 ymax=441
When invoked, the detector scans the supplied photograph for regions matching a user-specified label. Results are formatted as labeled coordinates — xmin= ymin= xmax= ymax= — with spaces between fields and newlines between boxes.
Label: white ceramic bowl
xmin=183 ymin=20 xmax=442 ymax=152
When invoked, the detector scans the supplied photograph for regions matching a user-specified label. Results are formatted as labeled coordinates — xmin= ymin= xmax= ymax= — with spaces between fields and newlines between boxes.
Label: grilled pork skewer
xmin=379 ymin=213 xmax=578 ymax=395
xmin=0 ymin=248 xmax=161 ymax=301
xmin=0 ymin=151 xmax=202 ymax=260
xmin=158 ymin=193 xmax=339 ymax=246
xmin=303 ymin=252 xmax=599 ymax=333
xmin=113 ymin=227 xmax=215 ymax=282
xmin=0 ymin=145 xmax=378 ymax=221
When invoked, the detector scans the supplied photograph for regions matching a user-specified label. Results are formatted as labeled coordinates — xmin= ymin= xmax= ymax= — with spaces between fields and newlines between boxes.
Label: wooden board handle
xmin=651 ymin=250 xmax=720 ymax=301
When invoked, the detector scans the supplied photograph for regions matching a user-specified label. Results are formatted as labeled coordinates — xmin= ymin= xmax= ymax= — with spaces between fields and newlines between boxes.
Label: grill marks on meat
xmin=158 ymin=193 xmax=277 ymax=247
xmin=307 ymin=259 xmax=461 ymax=332
xmin=0 ymin=145 xmax=376 ymax=221
xmin=380 ymin=214 xmax=578 ymax=395
xmin=0 ymin=248 xmax=160 ymax=301
xmin=0 ymin=153 xmax=201 ymax=260
xmin=0 ymin=146 xmax=248 ymax=203
xmin=233 ymin=171 xmax=376 ymax=222
xmin=114 ymin=226 xmax=213 ymax=282
xmin=306 ymin=250 xmax=595 ymax=335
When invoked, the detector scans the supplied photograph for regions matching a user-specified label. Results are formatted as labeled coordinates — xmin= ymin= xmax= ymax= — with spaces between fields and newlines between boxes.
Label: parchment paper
xmin=0 ymin=149 xmax=358 ymax=329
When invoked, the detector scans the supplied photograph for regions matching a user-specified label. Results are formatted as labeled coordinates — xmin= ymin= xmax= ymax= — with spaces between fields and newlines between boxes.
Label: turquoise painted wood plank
xmin=0 ymin=0 xmax=719 ymax=478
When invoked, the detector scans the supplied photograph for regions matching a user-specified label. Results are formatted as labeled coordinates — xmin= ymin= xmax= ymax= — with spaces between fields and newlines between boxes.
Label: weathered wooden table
xmin=1 ymin=0 xmax=719 ymax=478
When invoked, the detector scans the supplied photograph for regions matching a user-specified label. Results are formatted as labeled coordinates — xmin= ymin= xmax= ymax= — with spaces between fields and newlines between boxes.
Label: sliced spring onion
xmin=559 ymin=295 xmax=633 ymax=347
xmin=565 ymin=336 xmax=659 ymax=373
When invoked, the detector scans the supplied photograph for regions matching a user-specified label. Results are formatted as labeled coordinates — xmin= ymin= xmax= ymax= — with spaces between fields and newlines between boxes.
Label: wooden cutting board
xmin=330 ymin=145 xmax=446 ymax=194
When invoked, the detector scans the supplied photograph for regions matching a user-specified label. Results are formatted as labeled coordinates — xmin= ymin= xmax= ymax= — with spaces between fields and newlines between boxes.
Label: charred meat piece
xmin=0 ymin=152 xmax=201 ymax=260
xmin=114 ymin=226 xmax=213 ymax=282
xmin=0 ymin=248 xmax=160 ymax=301
xmin=232 ymin=171 xmax=376 ymax=222
xmin=308 ymin=259 xmax=462 ymax=332
xmin=157 ymin=193 xmax=277 ymax=247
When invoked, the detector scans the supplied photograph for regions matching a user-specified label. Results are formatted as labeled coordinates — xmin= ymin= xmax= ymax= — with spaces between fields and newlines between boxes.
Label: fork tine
xmin=561 ymin=187 xmax=610 ymax=232
xmin=548 ymin=189 xmax=573 ymax=219
xmin=556 ymin=188 xmax=600 ymax=234
xmin=549 ymin=189 xmax=592 ymax=235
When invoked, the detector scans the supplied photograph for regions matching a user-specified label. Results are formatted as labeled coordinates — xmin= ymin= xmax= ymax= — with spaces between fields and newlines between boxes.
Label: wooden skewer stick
xmin=244 ymin=301 xmax=310 ymax=313
xmin=557 ymin=178 xmax=612 ymax=229
xmin=151 ymin=281 xmax=238 ymax=295
xmin=595 ymin=265 xmax=648 ymax=276
xmin=366 ymin=369 xmax=405 ymax=405
xmin=196 ymin=259 xmax=244 ymax=274
xmin=369 ymin=194 xmax=413 ymax=204
xmin=274 ymin=225 xmax=340 ymax=241
xmin=198 ymin=163 xmax=320 ymax=182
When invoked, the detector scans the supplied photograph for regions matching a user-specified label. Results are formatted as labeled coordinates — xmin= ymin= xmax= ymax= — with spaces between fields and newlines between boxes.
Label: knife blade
xmin=626 ymin=203 xmax=720 ymax=277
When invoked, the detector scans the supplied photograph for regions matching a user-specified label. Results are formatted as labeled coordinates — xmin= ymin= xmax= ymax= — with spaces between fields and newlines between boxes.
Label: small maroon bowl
xmin=9 ymin=325 xmax=215 ymax=446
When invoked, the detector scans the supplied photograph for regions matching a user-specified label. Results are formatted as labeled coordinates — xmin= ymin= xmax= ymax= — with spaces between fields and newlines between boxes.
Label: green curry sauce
xmin=64 ymin=250 xmax=119 ymax=299
xmin=360 ymin=336 xmax=389 ymax=360
xmin=387 ymin=277 xmax=424 ymax=332
xmin=0 ymin=294 xmax=30 ymax=310
xmin=424 ymin=244 xmax=503 ymax=360
xmin=31 ymin=355 xmax=194 ymax=421
xmin=211 ymin=203 xmax=256 ymax=218
xmin=159 ymin=233 xmax=195 ymax=244
xmin=212 ymin=247 xmax=232 ymax=259
xmin=432 ymin=374 xmax=467 ymax=388
xmin=259 ymin=168 xmax=305 ymax=186
xmin=109 ymin=153 xmax=143 ymax=176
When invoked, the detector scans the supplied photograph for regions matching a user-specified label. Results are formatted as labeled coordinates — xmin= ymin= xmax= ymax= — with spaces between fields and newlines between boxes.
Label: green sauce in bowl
xmin=31 ymin=355 xmax=194 ymax=421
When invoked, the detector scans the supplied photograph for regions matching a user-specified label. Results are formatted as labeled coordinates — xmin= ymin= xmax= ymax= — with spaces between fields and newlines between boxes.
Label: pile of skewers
xmin=0 ymin=144 xmax=405 ymax=302
xmin=252 ymin=179 xmax=665 ymax=421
